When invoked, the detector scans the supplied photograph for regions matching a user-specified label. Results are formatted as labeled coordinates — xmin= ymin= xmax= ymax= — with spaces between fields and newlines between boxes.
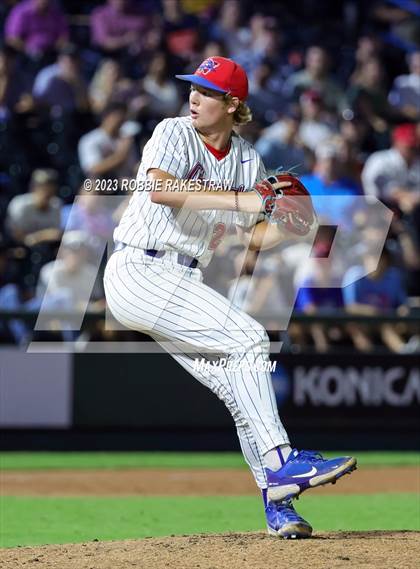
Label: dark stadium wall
xmin=1 ymin=349 xmax=419 ymax=450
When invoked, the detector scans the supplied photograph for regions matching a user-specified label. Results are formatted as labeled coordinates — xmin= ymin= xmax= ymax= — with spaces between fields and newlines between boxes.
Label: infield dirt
xmin=1 ymin=466 xmax=418 ymax=495
xmin=1 ymin=531 xmax=420 ymax=569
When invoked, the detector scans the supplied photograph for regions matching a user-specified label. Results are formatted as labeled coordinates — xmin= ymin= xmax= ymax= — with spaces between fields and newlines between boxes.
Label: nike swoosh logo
xmin=241 ymin=158 xmax=253 ymax=164
xmin=291 ymin=466 xmax=317 ymax=478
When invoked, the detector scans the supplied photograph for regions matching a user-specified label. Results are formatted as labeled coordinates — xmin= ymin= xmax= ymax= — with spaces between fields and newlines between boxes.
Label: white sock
xmin=264 ymin=445 xmax=292 ymax=471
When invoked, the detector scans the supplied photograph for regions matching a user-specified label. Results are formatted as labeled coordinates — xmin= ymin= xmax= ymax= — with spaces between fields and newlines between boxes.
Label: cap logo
xmin=197 ymin=58 xmax=220 ymax=75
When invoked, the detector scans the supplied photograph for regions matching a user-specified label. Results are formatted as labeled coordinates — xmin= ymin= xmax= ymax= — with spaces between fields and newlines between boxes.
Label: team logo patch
xmin=197 ymin=58 xmax=220 ymax=75
xmin=187 ymin=162 xmax=206 ymax=180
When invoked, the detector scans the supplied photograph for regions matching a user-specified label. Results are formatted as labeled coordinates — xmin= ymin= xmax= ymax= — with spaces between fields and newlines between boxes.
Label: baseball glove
xmin=253 ymin=173 xmax=315 ymax=236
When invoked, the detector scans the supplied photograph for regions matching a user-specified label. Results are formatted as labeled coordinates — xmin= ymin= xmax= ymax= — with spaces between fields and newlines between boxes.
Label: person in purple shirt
xmin=32 ymin=45 xmax=89 ymax=113
xmin=294 ymin=241 xmax=347 ymax=353
xmin=90 ymin=0 xmax=150 ymax=57
xmin=5 ymin=0 xmax=68 ymax=58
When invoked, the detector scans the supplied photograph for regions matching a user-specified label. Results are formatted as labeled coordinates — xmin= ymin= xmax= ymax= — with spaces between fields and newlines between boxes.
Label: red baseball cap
xmin=392 ymin=123 xmax=418 ymax=147
xmin=176 ymin=56 xmax=248 ymax=100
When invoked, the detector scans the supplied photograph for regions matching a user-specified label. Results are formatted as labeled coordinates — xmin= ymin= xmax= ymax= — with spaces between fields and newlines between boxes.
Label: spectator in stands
xmin=6 ymin=169 xmax=62 ymax=247
xmin=78 ymin=102 xmax=139 ymax=179
xmin=389 ymin=211 xmax=420 ymax=302
xmin=0 ymin=238 xmax=27 ymax=344
xmin=208 ymin=0 xmax=247 ymax=58
xmin=5 ymin=168 xmax=63 ymax=289
xmin=350 ymin=35 xmax=383 ymax=85
xmin=297 ymin=89 xmax=337 ymax=152
xmin=89 ymin=59 xmax=122 ymax=115
xmin=336 ymin=130 xmax=364 ymax=184
xmin=141 ymin=52 xmax=181 ymax=119
xmin=32 ymin=45 xmax=89 ymax=114
xmin=227 ymin=248 xmax=288 ymax=325
xmin=361 ymin=123 xmax=420 ymax=211
xmin=88 ymin=59 xmax=146 ymax=117
xmin=5 ymin=0 xmax=68 ymax=60
xmin=162 ymin=0 xmax=200 ymax=63
xmin=228 ymin=248 xmax=259 ymax=313
xmin=346 ymin=57 xmax=406 ymax=143
xmin=233 ymin=15 xmax=289 ymax=93
xmin=283 ymin=45 xmax=345 ymax=112
xmin=62 ymin=186 xmax=116 ymax=248
xmin=300 ymin=142 xmax=362 ymax=231
xmin=339 ymin=114 xmax=369 ymax=165
xmin=388 ymin=51 xmax=420 ymax=121
xmin=256 ymin=86 xmax=339 ymax=166
xmin=343 ymin=245 xmax=408 ymax=352
xmin=0 ymin=45 xmax=34 ymax=118
xmin=202 ymin=39 xmax=227 ymax=60
xmin=90 ymin=0 xmax=150 ymax=58
xmin=294 ymin=241 xmax=347 ymax=353
xmin=248 ymin=60 xmax=286 ymax=126
xmin=255 ymin=112 xmax=309 ymax=173
xmin=36 ymin=230 xmax=105 ymax=312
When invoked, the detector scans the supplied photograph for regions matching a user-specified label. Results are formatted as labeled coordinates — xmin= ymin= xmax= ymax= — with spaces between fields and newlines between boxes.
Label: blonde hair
xmin=224 ymin=95 xmax=253 ymax=125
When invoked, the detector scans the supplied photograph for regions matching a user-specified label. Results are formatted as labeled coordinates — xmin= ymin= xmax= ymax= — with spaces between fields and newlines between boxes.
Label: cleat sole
xmin=308 ymin=458 xmax=357 ymax=490
xmin=267 ymin=522 xmax=313 ymax=539
xmin=267 ymin=458 xmax=357 ymax=502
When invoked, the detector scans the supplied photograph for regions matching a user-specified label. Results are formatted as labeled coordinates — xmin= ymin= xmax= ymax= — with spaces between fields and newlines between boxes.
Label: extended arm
xmin=148 ymin=168 xmax=266 ymax=213
xmin=148 ymin=168 xmax=315 ymax=247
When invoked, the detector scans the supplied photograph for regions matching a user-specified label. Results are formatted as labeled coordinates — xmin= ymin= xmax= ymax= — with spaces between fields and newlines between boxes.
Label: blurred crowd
xmin=0 ymin=0 xmax=419 ymax=353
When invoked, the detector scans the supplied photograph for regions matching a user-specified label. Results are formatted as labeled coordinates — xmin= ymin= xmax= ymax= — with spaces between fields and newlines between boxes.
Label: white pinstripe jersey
xmin=114 ymin=116 xmax=266 ymax=267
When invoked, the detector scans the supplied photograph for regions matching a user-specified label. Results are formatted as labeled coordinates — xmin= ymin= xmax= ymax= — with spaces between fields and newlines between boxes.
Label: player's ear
xmin=226 ymin=96 xmax=240 ymax=115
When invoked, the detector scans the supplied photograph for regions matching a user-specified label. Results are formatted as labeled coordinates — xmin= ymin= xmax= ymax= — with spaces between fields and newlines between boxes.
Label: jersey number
xmin=209 ymin=223 xmax=226 ymax=250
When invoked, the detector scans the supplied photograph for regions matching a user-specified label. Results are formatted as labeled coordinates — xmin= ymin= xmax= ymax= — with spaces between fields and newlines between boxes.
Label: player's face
xmin=189 ymin=84 xmax=236 ymax=130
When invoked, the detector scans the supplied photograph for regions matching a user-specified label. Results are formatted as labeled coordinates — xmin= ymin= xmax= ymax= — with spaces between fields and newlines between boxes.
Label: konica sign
xmin=293 ymin=365 xmax=420 ymax=407
xmin=271 ymin=355 xmax=420 ymax=409
xmin=269 ymin=354 xmax=419 ymax=446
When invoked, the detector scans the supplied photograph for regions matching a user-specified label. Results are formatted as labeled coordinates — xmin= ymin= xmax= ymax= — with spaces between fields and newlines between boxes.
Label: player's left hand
xmin=253 ymin=173 xmax=316 ymax=236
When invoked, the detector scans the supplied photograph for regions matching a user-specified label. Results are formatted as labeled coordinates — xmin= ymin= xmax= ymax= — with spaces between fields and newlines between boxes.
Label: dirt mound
xmin=1 ymin=531 xmax=419 ymax=569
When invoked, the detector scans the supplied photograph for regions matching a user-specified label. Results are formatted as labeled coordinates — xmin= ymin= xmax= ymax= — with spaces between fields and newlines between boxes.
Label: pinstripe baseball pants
xmin=104 ymin=245 xmax=290 ymax=488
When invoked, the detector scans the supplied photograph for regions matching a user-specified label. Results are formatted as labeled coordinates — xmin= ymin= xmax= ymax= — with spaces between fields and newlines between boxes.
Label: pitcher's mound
xmin=1 ymin=531 xmax=419 ymax=569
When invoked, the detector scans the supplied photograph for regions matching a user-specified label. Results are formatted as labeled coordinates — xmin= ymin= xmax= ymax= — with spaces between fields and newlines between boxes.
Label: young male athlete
xmin=104 ymin=57 xmax=356 ymax=539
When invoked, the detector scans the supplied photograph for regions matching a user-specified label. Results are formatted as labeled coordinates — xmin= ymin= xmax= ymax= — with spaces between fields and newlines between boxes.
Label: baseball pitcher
xmin=104 ymin=57 xmax=357 ymax=539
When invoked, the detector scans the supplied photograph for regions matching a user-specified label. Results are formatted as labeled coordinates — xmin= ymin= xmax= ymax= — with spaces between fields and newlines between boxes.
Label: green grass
xmin=1 ymin=452 xmax=418 ymax=548
xmin=0 ymin=451 xmax=419 ymax=471
xmin=1 ymin=494 xmax=418 ymax=548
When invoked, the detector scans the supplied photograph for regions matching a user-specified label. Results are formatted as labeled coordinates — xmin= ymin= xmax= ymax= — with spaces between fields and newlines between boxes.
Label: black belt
xmin=145 ymin=249 xmax=199 ymax=269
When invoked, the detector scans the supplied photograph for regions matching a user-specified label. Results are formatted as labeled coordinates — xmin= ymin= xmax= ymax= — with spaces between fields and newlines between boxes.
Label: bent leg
xmin=104 ymin=248 xmax=290 ymax=485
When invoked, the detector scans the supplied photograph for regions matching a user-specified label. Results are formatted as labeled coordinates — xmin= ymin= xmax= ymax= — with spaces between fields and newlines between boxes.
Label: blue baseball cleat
xmin=266 ymin=449 xmax=357 ymax=502
xmin=266 ymin=498 xmax=312 ymax=539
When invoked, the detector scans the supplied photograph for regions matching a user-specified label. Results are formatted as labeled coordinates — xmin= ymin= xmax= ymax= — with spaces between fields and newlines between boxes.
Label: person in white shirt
xmin=6 ymin=169 xmax=62 ymax=247
xmin=142 ymin=52 xmax=181 ymax=118
xmin=297 ymin=89 xmax=337 ymax=152
xmin=361 ymin=123 xmax=420 ymax=213
xmin=78 ymin=102 xmax=139 ymax=180
xmin=388 ymin=51 xmax=420 ymax=120
xmin=37 ymin=230 xmax=104 ymax=309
